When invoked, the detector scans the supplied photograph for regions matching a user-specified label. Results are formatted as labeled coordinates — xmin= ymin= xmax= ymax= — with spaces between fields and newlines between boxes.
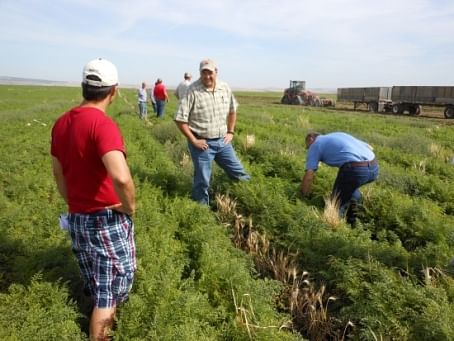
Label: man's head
xmin=199 ymin=59 xmax=217 ymax=89
xmin=81 ymin=58 xmax=118 ymax=101
xmin=305 ymin=132 xmax=320 ymax=149
xmin=141 ymin=82 xmax=146 ymax=88
xmin=184 ymin=72 xmax=192 ymax=81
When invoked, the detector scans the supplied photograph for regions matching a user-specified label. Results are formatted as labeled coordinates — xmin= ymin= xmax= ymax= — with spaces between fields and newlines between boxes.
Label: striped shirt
xmin=174 ymin=78 xmax=238 ymax=139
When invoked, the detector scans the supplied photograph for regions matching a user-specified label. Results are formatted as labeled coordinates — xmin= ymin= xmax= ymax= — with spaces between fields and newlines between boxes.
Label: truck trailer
xmin=337 ymin=87 xmax=392 ymax=112
xmin=337 ymin=86 xmax=454 ymax=118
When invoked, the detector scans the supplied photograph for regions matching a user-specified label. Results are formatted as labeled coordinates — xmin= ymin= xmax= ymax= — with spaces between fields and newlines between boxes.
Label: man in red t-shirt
xmin=153 ymin=78 xmax=168 ymax=118
xmin=51 ymin=58 xmax=136 ymax=341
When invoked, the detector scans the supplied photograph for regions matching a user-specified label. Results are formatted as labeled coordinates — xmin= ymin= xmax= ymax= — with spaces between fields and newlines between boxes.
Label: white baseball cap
xmin=199 ymin=59 xmax=217 ymax=72
xmin=82 ymin=58 xmax=118 ymax=87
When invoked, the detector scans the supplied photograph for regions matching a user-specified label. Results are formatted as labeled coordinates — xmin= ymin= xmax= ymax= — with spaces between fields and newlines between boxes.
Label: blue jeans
xmin=156 ymin=100 xmax=166 ymax=118
xmin=188 ymin=138 xmax=250 ymax=205
xmin=138 ymin=102 xmax=147 ymax=119
xmin=332 ymin=162 xmax=379 ymax=216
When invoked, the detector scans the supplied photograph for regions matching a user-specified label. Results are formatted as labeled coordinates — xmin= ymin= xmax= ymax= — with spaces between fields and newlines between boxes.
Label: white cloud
xmin=1 ymin=0 xmax=453 ymax=88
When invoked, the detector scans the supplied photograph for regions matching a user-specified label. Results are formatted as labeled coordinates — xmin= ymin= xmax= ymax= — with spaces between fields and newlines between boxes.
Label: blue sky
xmin=1 ymin=0 xmax=453 ymax=90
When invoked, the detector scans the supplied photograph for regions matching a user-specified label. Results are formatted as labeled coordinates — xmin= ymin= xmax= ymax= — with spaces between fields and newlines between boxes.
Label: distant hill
xmin=0 ymin=76 xmax=74 ymax=86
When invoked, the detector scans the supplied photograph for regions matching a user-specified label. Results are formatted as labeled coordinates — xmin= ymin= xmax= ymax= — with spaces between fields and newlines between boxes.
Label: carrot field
xmin=1 ymin=85 xmax=454 ymax=340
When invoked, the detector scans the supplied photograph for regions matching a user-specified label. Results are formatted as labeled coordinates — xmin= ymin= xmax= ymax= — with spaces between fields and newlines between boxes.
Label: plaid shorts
xmin=68 ymin=209 xmax=136 ymax=308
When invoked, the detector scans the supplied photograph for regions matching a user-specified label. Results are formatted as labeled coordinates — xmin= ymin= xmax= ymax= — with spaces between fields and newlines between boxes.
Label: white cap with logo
xmin=82 ymin=58 xmax=118 ymax=87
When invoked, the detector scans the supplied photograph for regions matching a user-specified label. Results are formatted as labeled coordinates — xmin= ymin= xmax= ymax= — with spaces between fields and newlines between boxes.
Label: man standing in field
xmin=301 ymin=132 xmax=379 ymax=223
xmin=174 ymin=72 xmax=192 ymax=101
xmin=174 ymin=58 xmax=250 ymax=205
xmin=137 ymin=81 xmax=148 ymax=120
xmin=153 ymin=78 xmax=169 ymax=118
xmin=51 ymin=58 xmax=136 ymax=340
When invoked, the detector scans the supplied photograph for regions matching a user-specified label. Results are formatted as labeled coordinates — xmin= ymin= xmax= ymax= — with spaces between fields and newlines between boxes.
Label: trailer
xmin=337 ymin=86 xmax=454 ymax=118
xmin=391 ymin=86 xmax=454 ymax=118
xmin=337 ymin=87 xmax=392 ymax=112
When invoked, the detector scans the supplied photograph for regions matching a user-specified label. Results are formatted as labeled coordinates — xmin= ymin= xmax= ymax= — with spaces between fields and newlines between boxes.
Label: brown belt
xmin=342 ymin=158 xmax=377 ymax=168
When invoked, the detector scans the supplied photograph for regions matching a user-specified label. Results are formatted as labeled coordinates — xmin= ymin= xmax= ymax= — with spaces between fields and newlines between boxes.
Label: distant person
xmin=153 ymin=78 xmax=168 ymax=118
xmin=146 ymin=85 xmax=157 ymax=113
xmin=137 ymin=81 xmax=148 ymax=119
xmin=174 ymin=72 xmax=192 ymax=101
xmin=301 ymin=132 xmax=379 ymax=223
xmin=174 ymin=58 xmax=250 ymax=205
xmin=51 ymin=58 xmax=136 ymax=340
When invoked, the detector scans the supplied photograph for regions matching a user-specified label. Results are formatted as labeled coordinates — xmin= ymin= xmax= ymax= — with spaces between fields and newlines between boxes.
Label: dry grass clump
xmin=413 ymin=159 xmax=426 ymax=174
xmin=216 ymin=194 xmax=342 ymax=340
xmin=288 ymin=271 xmax=340 ymax=341
xmin=232 ymin=289 xmax=290 ymax=340
xmin=429 ymin=142 xmax=452 ymax=162
xmin=312 ymin=195 xmax=343 ymax=229
xmin=422 ymin=266 xmax=450 ymax=286
xmin=179 ymin=152 xmax=191 ymax=167
xmin=245 ymin=134 xmax=256 ymax=150
xmin=296 ymin=114 xmax=311 ymax=129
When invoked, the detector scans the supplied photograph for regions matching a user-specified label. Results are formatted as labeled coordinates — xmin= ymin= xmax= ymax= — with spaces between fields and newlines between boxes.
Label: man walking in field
xmin=51 ymin=58 xmax=136 ymax=340
xmin=137 ymin=81 xmax=148 ymax=119
xmin=174 ymin=72 xmax=192 ymax=101
xmin=301 ymin=132 xmax=379 ymax=223
xmin=174 ymin=58 xmax=250 ymax=205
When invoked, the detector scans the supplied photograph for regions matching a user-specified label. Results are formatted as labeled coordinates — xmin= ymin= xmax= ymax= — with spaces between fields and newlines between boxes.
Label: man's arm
xmin=52 ymin=156 xmax=68 ymax=203
xmin=224 ymin=111 xmax=237 ymax=144
xmin=102 ymin=151 xmax=136 ymax=216
xmin=175 ymin=121 xmax=208 ymax=151
xmin=301 ymin=170 xmax=315 ymax=196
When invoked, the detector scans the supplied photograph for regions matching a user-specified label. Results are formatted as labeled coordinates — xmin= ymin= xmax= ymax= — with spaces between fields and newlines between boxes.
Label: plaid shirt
xmin=174 ymin=78 xmax=238 ymax=139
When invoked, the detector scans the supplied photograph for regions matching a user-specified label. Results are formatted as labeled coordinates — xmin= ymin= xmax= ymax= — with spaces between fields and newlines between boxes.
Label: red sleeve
xmin=95 ymin=117 xmax=125 ymax=158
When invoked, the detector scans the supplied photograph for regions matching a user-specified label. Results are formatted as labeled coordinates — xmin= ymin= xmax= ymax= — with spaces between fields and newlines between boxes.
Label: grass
xmin=1 ymin=84 xmax=454 ymax=340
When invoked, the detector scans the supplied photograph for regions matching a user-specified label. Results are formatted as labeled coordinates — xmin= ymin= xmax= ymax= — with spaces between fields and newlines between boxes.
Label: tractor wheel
xmin=293 ymin=95 xmax=303 ymax=105
xmin=444 ymin=106 xmax=454 ymax=119
xmin=392 ymin=104 xmax=402 ymax=115
xmin=281 ymin=96 xmax=289 ymax=104
xmin=314 ymin=98 xmax=321 ymax=107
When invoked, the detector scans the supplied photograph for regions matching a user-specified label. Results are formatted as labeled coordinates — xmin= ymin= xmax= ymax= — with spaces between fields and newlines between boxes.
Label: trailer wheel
xmin=409 ymin=105 xmax=421 ymax=116
xmin=415 ymin=105 xmax=422 ymax=115
xmin=368 ymin=102 xmax=378 ymax=112
xmin=392 ymin=104 xmax=402 ymax=114
xmin=444 ymin=106 xmax=454 ymax=119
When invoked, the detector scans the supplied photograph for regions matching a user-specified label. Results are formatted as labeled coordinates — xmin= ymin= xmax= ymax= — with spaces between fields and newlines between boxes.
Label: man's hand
xmin=192 ymin=138 xmax=209 ymax=151
xmin=223 ymin=132 xmax=234 ymax=144
xmin=301 ymin=170 xmax=315 ymax=197
xmin=106 ymin=203 xmax=134 ymax=216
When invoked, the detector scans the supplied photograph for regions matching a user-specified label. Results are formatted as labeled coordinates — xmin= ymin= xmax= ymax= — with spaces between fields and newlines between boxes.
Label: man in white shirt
xmin=174 ymin=72 xmax=192 ymax=101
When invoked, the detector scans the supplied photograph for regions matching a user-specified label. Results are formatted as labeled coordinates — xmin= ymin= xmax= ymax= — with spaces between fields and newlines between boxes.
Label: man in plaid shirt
xmin=174 ymin=58 xmax=250 ymax=205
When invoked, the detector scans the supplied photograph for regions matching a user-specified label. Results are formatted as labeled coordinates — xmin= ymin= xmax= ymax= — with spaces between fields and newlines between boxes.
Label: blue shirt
xmin=306 ymin=132 xmax=375 ymax=171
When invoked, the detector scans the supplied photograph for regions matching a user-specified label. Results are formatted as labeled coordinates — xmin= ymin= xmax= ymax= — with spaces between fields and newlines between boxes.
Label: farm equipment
xmin=281 ymin=80 xmax=335 ymax=107
xmin=337 ymin=86 xmax=454 ymax=118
